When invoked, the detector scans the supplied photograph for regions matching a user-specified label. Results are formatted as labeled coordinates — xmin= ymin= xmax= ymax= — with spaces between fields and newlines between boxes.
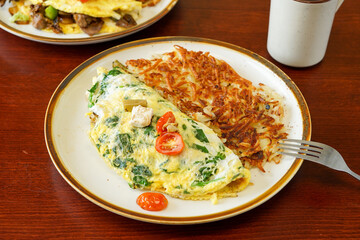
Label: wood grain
xmin=0 ymin=0 xmax=359 ymax=239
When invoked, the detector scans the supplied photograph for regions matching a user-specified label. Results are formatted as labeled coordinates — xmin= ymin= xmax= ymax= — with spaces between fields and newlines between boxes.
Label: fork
xmin=277 ymin=139 xmax=360 ymax=180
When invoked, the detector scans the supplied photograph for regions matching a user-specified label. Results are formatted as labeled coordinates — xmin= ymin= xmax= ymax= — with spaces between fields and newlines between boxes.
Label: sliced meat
xmin=30 ymin=3 xmax=43 ymax=14
xmin=73 ymin=13 xmax=92 ymax=28
xmin=116 ymin=14 xmax=137 ymax=28
xmin=31 ymin=12 xmax=48 ymax=30
xmin=73 ymin=13 xmax=104 ymax=36
xmin=30 ymin=4 xmax=48 ymax=30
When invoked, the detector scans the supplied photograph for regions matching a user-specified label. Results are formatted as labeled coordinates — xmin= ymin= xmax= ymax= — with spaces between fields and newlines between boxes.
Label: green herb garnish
xmin=113 ymin=157 xmax=127 ymax=169
xmin=115 ymin=133 xmax=133 ymax=155
xmin=132 ymin=165 xmax=152 ymax=177
xmin=195 ymin=129 xmax=209 ymax=143
xmin=192 ymin=144 xmax=209 ymax=153
xmin=107 ymin=67 xmax=122 ymax=77
xmin=87 ymin=82 xmax=99 ymax=108
xmin=191 ymin=177 xmax=225 ymax=187
xmin=104 ymin=116 xmax=119 ymax=128
xmin=144 ymin=125 xmax=155 ymax=136
xmin=133 ymin=176 xmax=150 ymax=187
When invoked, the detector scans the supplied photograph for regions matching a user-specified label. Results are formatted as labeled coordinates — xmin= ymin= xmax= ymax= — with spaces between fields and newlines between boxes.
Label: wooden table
xmin=1 ymin=0 xmax=359 ymax=239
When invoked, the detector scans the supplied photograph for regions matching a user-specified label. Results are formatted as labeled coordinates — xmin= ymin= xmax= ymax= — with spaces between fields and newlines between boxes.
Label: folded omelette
xmin=86 ymin=65 xmax=250 ymax=202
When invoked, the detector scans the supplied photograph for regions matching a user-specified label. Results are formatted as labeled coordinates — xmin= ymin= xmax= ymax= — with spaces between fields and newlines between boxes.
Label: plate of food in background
xmin=45 ymin=36 xmax=311 ymax=224
xmin=0 ymin=0 xmax=178 ymax=44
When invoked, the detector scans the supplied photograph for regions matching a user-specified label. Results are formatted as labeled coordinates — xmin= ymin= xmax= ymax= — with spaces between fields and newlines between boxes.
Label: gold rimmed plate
xmin=0 ymin=0 xmax=178 ymax=45
xmin=44 ymin=36 xmax=311 ymax=224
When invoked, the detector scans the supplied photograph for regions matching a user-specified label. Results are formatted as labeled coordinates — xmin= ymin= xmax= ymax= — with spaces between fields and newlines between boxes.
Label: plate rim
xmin=44 ymin=36 xmax=312 ymax=224
xmin=0 ymin=0 xmax=178 ymax=45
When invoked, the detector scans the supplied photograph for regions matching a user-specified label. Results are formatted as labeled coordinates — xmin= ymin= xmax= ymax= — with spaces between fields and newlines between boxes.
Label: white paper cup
xmin=267 ymin=0 xmax=344 ymax=67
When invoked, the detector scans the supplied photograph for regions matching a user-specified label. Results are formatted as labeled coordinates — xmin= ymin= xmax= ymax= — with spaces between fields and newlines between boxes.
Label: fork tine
xmin=280 ymin=139 xmax=360 ymax=181
xmin=278 ymin=146 xmax=321 ymax=158
xmin=278 ymin=142 xmax=322 ymax=153
xmin=276 ymin=151 xmax=321 ymax=162
xmin=282 ymin=139 xmax=328 ymax=149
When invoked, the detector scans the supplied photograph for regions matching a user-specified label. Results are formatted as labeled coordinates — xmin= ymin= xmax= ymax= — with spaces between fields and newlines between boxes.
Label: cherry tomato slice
xmin=136 ymin=192 xmax=168 ymax=211
xmin=156 ymin=111 xmax=176 ymax=135
xmin=78 ymin=0 xmax=89 ymax=3
xmin=155 ymin=132 xmax=184 ymax=155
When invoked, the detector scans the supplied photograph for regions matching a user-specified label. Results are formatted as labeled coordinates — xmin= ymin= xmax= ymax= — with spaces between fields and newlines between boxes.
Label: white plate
xmin=45 ymin=36 xmax=311 ymax=224
xmin=0 ymin=0 xmax=177 ymax=45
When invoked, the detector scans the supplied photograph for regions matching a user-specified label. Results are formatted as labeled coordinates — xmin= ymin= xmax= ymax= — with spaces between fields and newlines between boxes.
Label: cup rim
xmin=294 ymin=0 xmax=331 ymax=3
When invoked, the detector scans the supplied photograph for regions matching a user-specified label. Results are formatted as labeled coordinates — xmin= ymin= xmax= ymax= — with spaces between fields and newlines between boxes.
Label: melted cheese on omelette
xmin=87 ymin=66 xmax=250 ymax=201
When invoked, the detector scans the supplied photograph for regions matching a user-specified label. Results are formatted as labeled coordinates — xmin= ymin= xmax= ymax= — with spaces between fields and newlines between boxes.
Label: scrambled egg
xmin=86 ymin=66 xmax=250 ymax=201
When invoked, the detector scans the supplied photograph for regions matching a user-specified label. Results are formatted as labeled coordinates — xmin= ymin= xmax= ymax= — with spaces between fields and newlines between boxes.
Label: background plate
xmin=45 ymin=36 xmax=311 ymax=224
xmin=0 ymin=0 xmax=177 ymax=45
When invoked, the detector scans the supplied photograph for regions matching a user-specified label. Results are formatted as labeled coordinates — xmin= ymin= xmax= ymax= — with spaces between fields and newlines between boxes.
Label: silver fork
xmin=277 ymin=139 xmax=360 ymax=180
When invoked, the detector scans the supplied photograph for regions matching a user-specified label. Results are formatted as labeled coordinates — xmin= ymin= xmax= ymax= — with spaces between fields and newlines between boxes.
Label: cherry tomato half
xmin=155 ymin=132 xmax=185 ymax=155
xmin=136 ymin=192 xmax=168 ymax=211
xmin=156 ymin=111 xmax=176 ymax=135
xmin=78 ymin=0 xmax=89 ymax=3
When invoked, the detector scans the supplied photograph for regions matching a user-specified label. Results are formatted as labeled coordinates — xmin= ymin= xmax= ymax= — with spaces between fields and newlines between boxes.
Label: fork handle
xmin=347 ymin=169 xmax=360 ymax=181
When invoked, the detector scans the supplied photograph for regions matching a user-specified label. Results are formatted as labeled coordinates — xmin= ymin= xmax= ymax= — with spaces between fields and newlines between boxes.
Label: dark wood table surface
xmin=1 ymin=0 xmax=359 ymax=239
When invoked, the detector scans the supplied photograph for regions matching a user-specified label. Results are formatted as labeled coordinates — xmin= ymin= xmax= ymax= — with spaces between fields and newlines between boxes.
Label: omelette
xmin=86 ymin=64 xmax=250 ymax=202
xmin=4 ymin=0 xmax=158 ymax=35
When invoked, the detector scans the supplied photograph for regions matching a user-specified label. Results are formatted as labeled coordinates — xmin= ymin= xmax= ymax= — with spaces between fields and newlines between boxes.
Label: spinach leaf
xmin=88 ymin=82 xmax=99 ymax=108
xmin=192 ymin=144 xmax=209 ymax=153
xmin=98 ymin=133 xmax=108 ymax=143
xmin=187 ymin=118 xmax=197 ymax=125
xmin=113 ymin=157 xmax=136 ymax=169
xmin=107 ymin=67 xmax=122 ymax=77
xmin=115 ymin=133 xmax=133 ymax=155
xmin=132 ymin=165 xmax=152 ymax=177
xmin=126 ymin=158 xmax=136 ymax=163
xmin=161 ymin=169 xmax=176 ymax=174
xmin=104 ymin=116 xmax=119 ymax=128
xmin=205 ymin=152 xmax=226 ymax=164
xmin=216 ymin=152 xmax=226 ymax=160
xmin=144 ymin=125 xmax=155 ymax=136
xmin=231 ymin=173 xmax=243 ymax=181
xmin=133 ymin=176 xmax=150 ymax=187
xmin=191 ymin=177 xmax=225 ymax=187
xmin=113 ymin=157 xmax=127 ymax=169
xmin=102 ymin=149 xmax=110 ymax=157
xmin=198 ymin=166 xmax=215 ymax=182
xmin=195 ymin=129 xmax=209 ymax=143
xmin=219 ymin=143 xmax=225 ymax=152
xmin=88 ymin=81 xmax=99 ymax=93
xmin=132 ymin=165 xmax=152 ymax=187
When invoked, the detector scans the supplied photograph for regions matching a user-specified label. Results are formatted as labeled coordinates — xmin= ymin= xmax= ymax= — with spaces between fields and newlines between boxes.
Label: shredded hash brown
xmin=125 ymin=45 xmax=287 ymax=171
